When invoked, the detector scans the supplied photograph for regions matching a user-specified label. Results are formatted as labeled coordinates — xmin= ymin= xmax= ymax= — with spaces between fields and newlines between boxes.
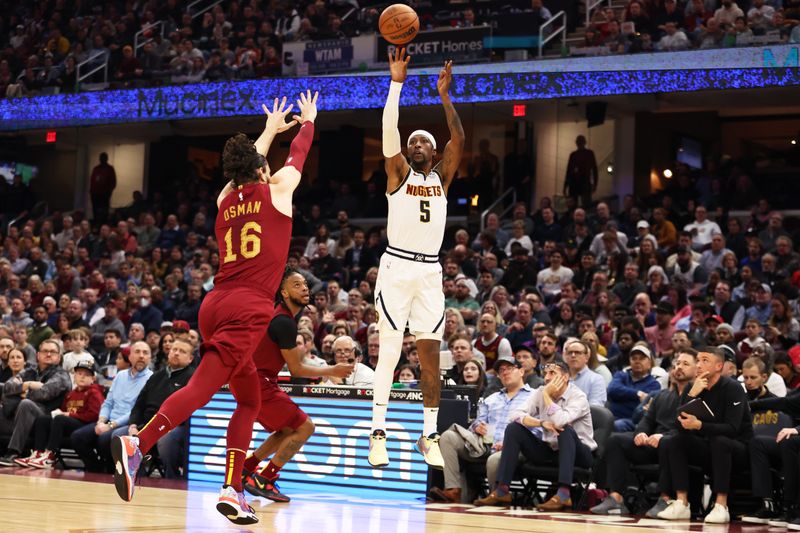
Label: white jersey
xmin=386 ymin=167 xmax=447 ymax=257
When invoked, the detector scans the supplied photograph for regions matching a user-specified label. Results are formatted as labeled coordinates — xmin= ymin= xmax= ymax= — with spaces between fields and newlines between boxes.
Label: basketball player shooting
xmin=369 ymin=48 xmax=465 ymax=469
xmin=111 ymin=92 xmax=318 ymax=526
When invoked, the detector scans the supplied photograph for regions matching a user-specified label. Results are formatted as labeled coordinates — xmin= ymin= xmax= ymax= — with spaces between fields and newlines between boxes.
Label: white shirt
xmin=537 ymin=266 xmax=574 ymax=296
xmin=684 ymin=219 xmax=721 ymax=248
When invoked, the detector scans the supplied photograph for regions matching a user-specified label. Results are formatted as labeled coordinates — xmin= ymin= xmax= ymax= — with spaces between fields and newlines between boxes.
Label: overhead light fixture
xmin=663 ymin=169 xmax=673 ymax=178
xmin=606 ymin=162 xmax=614 ymax=175
xmin=792 ymin=139 xmax=797 ymax=145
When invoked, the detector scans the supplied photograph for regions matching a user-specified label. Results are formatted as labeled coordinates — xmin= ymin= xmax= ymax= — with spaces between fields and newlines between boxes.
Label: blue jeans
xmin=614 ymin=418 xmax=635 ymax=432
xmin=157 ymin=426 xmax=188 ymax=479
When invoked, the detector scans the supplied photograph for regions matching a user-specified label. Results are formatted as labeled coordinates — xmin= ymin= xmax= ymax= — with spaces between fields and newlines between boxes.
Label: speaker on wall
xmin=586 ymin=101 xmax=607 ymax=128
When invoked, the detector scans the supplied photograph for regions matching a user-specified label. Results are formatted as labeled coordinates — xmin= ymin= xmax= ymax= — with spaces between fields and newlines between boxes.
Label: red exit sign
xmin=46 ymin=131 xmax=57 ymax=143
xmin=513 ymin=104 xmax=526 ymax=117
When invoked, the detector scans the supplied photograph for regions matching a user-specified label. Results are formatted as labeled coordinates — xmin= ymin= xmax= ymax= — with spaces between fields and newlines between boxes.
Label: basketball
xmin=379 ymin=4 xmax=419 ymax=45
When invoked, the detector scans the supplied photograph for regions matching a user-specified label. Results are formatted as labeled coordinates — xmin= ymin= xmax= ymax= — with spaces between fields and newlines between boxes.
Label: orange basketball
xmin=379 ymin=4 xmax=420 ymax=45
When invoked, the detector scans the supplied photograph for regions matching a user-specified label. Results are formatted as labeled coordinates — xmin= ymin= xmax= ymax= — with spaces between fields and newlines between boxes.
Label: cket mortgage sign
xmin=188 ymin=390 xmax=428 ymax=497
xmin=379 ymin=26 xmax=491 ymax=66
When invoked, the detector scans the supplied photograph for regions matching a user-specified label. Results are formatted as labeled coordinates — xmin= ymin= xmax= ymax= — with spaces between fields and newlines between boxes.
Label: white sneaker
xmin=415 ymin=433 xmax=444 ymax=469
xmin=216 ymin=486 xmax=259 ymax=525
xmin=657 ymin=499 xmax=691 ymax=520
xmin=368 ymin=430 xmax=389 ymax=468
xmin=704 ymin=503 xmax=730 ymax=524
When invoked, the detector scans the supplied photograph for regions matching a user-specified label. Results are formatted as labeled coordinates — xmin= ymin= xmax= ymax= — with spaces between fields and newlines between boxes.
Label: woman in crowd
xmin=480 ymin=300 xmax=507 ymax=336
xmin=304 ymin=224 xmax=336 ymax=259
xmin=720 ymin=251 xmax=740 ymax=288
xmin=440 ymin=308 xmax=466 ymax=351
xmin=767 ymin=293 xmax=800 ymax=349
xmin=394 ymin=364 xmax=419 ymax=385
xmin=581 ymin=331 xmax=613 ymax=383
xmin=490 ymin=285 xmax=516 ymax=323
xmin=334 ymin=227 xmax=354 ymax=260
xmin=0 ymin=348 xmax=36 ymax=438
xmin=553 ymin=300 xmax=577 ymax=341
xmin=646 ymin=265 xmax=669 ymax=304
xmin=154 ymin=332 xmax=175 ymax=371
xmin=459 ymin=359 xmax=487 ymax=397
xmin=772 ymin=351 xmax=800 ymax=390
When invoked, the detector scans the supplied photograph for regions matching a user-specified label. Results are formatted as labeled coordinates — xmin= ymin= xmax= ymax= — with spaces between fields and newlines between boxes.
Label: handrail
xmin=134 ymin=21 xmax=164 ymax=56
xmin=586 ymin=0 xmax=613 ymax=27
xmin=538 ymin=11 xmax=567 ymax=58
xmin=76 ymin=50 xmax=108 ymax=86
xmin=187 ymin=0 xmax=224 ymax=20
xmin=480 ymin=188 xmax=518 ymax=232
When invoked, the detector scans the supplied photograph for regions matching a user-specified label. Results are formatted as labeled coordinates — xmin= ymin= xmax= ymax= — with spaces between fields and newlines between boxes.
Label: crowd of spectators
xmin=2 ymin=135 xmax=800 ymax=520
xmin=579 ymin=0 xmax=800 ymax=55
xmin=0 ymin=0 xmax=545 ymax=98
xmin=5 ymin=0 xmax=798 ymax=99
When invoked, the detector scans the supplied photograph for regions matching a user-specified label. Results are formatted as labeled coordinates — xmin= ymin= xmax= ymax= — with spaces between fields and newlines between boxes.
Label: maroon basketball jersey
xmin=213 ymin=182 xmax=292 ymax=297
xmin=252 ymin=304 xmax=294 ymax=379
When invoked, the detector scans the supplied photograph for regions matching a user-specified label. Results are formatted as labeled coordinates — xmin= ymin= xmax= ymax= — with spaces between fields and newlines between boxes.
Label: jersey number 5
xmin=223 ymin=221 xmax=262 ymax=263
xmin=419 ymin=200 xmax=430 ymax=223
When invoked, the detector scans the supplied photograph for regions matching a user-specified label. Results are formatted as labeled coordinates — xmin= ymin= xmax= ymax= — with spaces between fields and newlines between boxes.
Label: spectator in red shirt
xmin=16 ymin=360 xmax=104 ymax=468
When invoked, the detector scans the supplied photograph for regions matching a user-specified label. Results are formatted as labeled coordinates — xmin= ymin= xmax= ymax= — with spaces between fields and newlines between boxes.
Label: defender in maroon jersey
xmin=232 ymin=268 xmax=353 ymax=502
xmin=112 ymin=92 xmax=319 ymax=526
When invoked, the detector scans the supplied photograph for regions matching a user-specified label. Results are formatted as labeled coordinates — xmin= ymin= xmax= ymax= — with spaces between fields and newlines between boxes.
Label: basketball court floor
xmin=0 ymin=467 xmax=772 ymax=532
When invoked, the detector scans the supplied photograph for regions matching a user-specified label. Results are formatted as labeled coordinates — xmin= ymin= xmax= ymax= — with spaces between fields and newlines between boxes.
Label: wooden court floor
xmin=0 ymin=470 xmax=760 ymax=532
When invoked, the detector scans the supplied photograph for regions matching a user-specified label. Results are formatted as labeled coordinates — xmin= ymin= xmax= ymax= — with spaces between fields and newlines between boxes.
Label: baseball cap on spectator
xmin=758 ymin=283 xmax=772 ymax=295
xmin=676 ymin=245 xmax=690 ymax=254
xmin=705 ymin=315 xmax=724 ymax=326
xmin=636 ymin=220 xmax=650 ymax=230
xmin=575 ymin=304 xmax=594 ymax=320
xmin=160 ymin=321 xmax=174 ymax=331
xmin=630 ymin=342 xmax=654 ymax=362
xmin=74 ymin=360 xmax=96 ymax=374
xmin=172 ymin=320 xmax=190 ymax=333
xmin=655 ymin=301 xmax=675 ymax=315
xmin=494 ymin=357 xmax=522 ymax=372
xmin=104 ymin=300 xmax=119 ymax=309
xmin=510 ymin=242 xmax=527 ymax=256
xmin=716 ymin=323 xmax=735 ymax=337
xmin=719 ymin=344 xmax=736 ymax=364
xmin=514 ymin=345 xmax=538 ymax=358
xmin=120 ymin=346 xmax=131 ymax=363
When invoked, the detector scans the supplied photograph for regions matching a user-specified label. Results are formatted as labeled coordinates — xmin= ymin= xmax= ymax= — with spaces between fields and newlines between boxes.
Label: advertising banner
xmin=282 ymin=34 xmax=376 ymax=75
xmin=377 ymin=26 xmax=491 ymax=66
xmin=189 ymin=391 xmax=428 ymax=498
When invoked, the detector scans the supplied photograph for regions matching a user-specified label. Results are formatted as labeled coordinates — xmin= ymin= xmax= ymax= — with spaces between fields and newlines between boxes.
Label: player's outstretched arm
xmin=383 ymin=47 xmax=411 ymax=193
xmin=269 ymin=90 xmax=318 ymax=217
xmin=434 ymin=60 xmax=465 ymax=193
xmin=254 ymin=96 xmax=296 ymax=156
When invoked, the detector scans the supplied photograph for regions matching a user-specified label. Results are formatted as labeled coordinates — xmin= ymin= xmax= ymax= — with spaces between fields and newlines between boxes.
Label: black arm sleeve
xmin=268 ymin=315 xmax=299 ymax=350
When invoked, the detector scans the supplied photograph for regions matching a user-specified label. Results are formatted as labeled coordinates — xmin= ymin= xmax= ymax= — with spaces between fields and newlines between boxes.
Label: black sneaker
xmin=0 ymin=453 xmax=19 ymax=467
xmin=769 ymin=507 xmax=797 ymax=527
xmin=244 ymin=472 xmax=291 ymax=503
xmin=742 ymin=502 xmax=779 ymax=524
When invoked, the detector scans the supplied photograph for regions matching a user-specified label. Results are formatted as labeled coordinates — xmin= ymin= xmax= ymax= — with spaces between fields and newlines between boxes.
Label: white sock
xmin=423 ymin=407 xmax=439 ymax=437
xmin=371 ymin=332 xmax=403 ymax=432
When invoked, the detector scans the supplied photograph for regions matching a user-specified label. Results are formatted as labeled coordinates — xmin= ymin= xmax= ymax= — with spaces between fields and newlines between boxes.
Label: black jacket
xmin=128 ymin=365 xmax=195 ymax=427
xmin=679 ymin=376 xmax=753 ymax=442
xmin=636 ymin=386 xmax=682 ymax=436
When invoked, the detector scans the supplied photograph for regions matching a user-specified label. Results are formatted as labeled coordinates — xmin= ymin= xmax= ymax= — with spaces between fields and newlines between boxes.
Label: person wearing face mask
xmin=130 ymin=288 xmax=164 ymax=335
